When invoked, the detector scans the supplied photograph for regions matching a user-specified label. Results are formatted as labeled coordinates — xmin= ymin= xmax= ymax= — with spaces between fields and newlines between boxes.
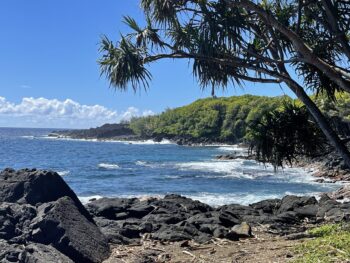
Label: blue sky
xmin=0 ymin=0 xmax=294 ymax=128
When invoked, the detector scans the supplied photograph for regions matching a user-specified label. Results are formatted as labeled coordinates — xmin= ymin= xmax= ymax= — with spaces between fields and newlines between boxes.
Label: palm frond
xmin=98 ymin=36 xmax=151 ymax=92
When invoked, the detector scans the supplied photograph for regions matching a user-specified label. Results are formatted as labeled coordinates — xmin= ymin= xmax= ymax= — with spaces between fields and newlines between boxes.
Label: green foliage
xmin=314 ymin=92 xmax=350 ymax=123
xmin=129 ymin=95 xmax=290 ymax=142
xmin=247 ymin=101 xmax=326 ymax=168
xmin=98 ymin=0 xmax=350 ymax=167
xmin=130 ymin=93 xmax=350 ymax=169
xmin=99 ymin=0 xmax=350 ymax=100
xmin=293 ymin=224 xmax=350 ymax=263
xmin=98 ymin=36 xmax=151 ymax=91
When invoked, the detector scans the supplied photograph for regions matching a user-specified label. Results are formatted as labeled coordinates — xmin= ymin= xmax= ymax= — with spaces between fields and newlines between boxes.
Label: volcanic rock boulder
xmin=0 ymin=240 xmax=74 ymax=263
xmin=0 ymin=168 xmax=93 ymax=222
xmin=229 ymin=222 xmax=252 ymax=238
xmin=0 ymin=168 xmax=110 ymax=263
xmin=86 ymin=197 xmax=141 ymax=219
xmin=87 ymin=192 xmax=350 ymax=245
xmin=277 ymin=195 xmax=318 ymax=214
xmin=331 ymin=185 xmax=350 ymax=200
xmin=0 ymin=202 xmax=37 ymax=243
xmin=30 ymin=196 xmax=110 ymax=263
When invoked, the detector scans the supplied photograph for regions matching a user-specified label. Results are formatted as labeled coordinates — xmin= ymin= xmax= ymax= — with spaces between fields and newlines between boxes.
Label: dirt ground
xmin=103 ymin=228 xmax=305 ymax=263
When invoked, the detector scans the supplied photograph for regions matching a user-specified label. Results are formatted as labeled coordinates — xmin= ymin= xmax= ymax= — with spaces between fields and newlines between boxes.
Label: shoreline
xmin=47 ymin=132 xmax=350 ymax=182
xmin=34 ymin=132 xmax=350 ymax=206
xmin=46 ymin=132 xmax=350 ymax=208
xmin=1 ymin=168 xmax=349 ymax=262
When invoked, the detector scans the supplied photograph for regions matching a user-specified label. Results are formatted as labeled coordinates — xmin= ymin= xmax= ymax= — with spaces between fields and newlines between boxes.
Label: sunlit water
xmin=0 ymin=127 xmax=341 ymax=206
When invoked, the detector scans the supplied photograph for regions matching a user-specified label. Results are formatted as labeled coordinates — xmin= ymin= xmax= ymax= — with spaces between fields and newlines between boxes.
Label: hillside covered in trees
xmin=129 ymin=93 xmax=350 ymax=144
xmin=130 ymin=95 xmax=288 ymax=143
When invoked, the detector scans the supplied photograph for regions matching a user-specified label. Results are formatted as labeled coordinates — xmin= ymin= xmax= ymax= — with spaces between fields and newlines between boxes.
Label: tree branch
xmin=321 ymin=0 xmax=350 ymax=61
xmin=224 ymin=0 xmax=350 ymax=93
xmin=145 ymin=51 xmax=287 ymax=84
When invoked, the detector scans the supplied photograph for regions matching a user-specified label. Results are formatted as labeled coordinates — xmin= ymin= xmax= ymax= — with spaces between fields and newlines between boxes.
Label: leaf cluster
xmin=99 ymin=0 xmax=350 ymax=99
xmin=130 ymin=94 xmax=290 ymax=142
xmin=247 ymin=101 xmax=326 ymax=168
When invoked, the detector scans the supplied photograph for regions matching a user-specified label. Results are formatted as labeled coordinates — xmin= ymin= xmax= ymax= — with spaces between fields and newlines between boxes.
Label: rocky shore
xmin=0 ymin=168 xmax=349 ymax=262
xmin=48 ymin=124 xmax=232 ymax=145
xmin=216 ymin=142 xmax=350 ymax=184
xmin=49 ymin=123 xmax=141 ymax=141
xmin=49 ymin=124 xmax=350 ymax=184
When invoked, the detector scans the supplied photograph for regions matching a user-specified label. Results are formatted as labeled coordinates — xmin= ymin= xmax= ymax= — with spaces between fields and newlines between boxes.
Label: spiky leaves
xmin=123 ymin=16 xmax=163 ymax=48
xmin=98 ymin=36 xmax=151 ymax=92
xmin=98 ymin=0 xmax=350 ymax=168
xmin=141 ymin=0 xmax=185 ymax=25
xmin=248 ymin=102 xmax=326 ymax=169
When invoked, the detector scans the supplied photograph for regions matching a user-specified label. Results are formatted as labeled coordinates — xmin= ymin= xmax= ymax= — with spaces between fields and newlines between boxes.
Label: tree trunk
xmin=285 ymin=79 xmax=350 ymax=168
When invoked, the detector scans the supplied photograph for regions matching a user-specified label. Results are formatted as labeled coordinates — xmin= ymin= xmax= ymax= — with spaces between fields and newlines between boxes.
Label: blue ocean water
xmin=0 ymin=127 xmax=340 ymax=206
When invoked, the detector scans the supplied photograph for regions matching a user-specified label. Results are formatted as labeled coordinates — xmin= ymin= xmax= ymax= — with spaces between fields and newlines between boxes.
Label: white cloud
xmin=142 ymin=110 xmax=155 ymax=117
xmin=0 ymin=97 xmax=155 ymax=128
xmin=119 ymin=107 xmax=155 ymax=121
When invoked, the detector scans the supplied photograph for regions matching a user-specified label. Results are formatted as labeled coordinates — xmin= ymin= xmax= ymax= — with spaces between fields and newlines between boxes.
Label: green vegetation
xmin=293 ymin=224 xmax=350 ymax=263
xmin=129 ymin=93 xmax=350 ymax=142
xmin=247 ymin=102 xmax=326 ymax=168
xmin=130 ymin=95 xmax=291 ymax=142
xmin=315 ymin=92 xmax=350 ymax=123
xmin=129 ymin=93 xmax=350 ymax=168
xmin=99 ymin=0 xmax=350 ymax=168
xmin=314 ymin=93 xmax=350 ymax=138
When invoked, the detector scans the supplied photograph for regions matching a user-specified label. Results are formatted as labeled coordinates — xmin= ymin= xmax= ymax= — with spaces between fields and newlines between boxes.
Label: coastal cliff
xmin=49 ymin=123 xmax=139 ymax=141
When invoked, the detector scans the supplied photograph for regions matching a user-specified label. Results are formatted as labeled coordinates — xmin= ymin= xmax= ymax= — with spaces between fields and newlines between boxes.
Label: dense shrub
xmin=129 ymin=93 xmax=350 ymax=168
xmin=130 ymin=95 xmax=290 ymax=142
xmin=247 ymin=102 xmax=326 ymax=168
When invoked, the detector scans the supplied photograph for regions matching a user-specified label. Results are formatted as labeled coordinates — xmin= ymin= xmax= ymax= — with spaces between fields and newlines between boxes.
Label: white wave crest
xmin=186 ymin=192 xmax=282 ymax=206
xmin=185 ymin=190 xmax=331 ymax=206
xmin=41 ymin=136 xmax=99 ymax=142
xmin=57 ymin=170 xmax=70 ymax=176
xmin=175 ymin=159 xmax=320 ymax=183
xmin=136 ymin=160 xmax=148 ymax=166
xmin=135 ymin=160 xmax=162 ymax=168
xmin=122 ymin=139 xmax=174 ymax=145
xmin=78 ymin=195 xmax=103 ymax=204
xmin=217 ymin=145 xmax=248 ymax=154
xmin=20 ymin=135 xmax=35 ymax=139
xmin=175 ymin=160 xmax=259 ymax=179
xmin=98 ymin=163 xmax=120 ymax=169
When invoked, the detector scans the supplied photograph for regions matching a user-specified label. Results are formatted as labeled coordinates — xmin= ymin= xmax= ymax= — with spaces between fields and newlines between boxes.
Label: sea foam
xmin=57 ymin=170 xmax=70 ymax=176
xmin=121 ymin=139 xmax=174 ymax=145
xmin=174 ymin=159 xmax=323 ymax=183
xmin=98 ymin=163 xmax=120 ymax=169
xmin=79 ymin=195 xmax=103 ymax=204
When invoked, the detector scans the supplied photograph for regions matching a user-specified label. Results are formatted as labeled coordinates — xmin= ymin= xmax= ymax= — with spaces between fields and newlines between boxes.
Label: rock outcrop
xmin=49 ymin=123 xmax=138 ymax=141
xmin=0 ymin=168 xmax=349 ymax=262
xmin=330 ymin=185 xmax=350 ymax=200
xmin=86 ymin=193 xmax=350 ymax=245
xmin=0 ymin=168 xmax=93 ymax=222
xmin=0 ymin=168 xmax=110 ymax=263
xmin=0 ymin=240 xmax=74 ymax=263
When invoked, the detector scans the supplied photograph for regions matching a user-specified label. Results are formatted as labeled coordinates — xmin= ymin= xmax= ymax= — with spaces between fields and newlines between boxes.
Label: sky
xmin=0 ymin=0 xmax=295 ymax=128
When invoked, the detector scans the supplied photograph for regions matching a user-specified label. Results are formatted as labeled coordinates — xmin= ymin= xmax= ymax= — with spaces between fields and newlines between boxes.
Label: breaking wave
xmin=57 ymin=170 xmax=70 ymax=176
xmin=98 ymin=163 xmax=120 ymax=169
xmin=175 ymin=159 xmax=319 ymax=183
xmin=121 ymin=139 xmax=174 ymax=145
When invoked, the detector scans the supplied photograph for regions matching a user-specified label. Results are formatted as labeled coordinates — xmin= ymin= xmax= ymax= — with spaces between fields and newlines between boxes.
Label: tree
xmin=98 ymin=0 xmax=350 ymax=168
xmin=247 ymin=102 xmax=326 ymax=169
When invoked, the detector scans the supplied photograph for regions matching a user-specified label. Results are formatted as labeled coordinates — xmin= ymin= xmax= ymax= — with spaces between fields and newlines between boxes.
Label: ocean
xmin=0 ymin=127 xmax=340 ymax=206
